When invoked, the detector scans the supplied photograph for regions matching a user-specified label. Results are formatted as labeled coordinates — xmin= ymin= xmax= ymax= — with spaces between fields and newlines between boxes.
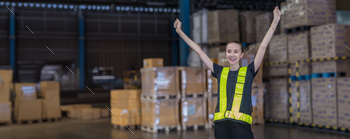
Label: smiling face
xmin=226 ymin=42 xmax=244 ymax=65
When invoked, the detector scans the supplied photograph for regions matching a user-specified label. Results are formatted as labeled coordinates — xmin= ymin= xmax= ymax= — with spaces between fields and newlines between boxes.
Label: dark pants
xmin=214 ymin=120 xmax=254 ymax=139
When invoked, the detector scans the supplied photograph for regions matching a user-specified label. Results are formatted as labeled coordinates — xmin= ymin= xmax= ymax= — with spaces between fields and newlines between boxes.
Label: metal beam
xmin=9 ymin=7 xmax=16 ymax=78
xmin=78 ymin=9 xmax=85 ymax=90
xmin=179 ymin=0 xmax=190 ymax=66
xmin=171 ymin=18 xmax=178 ymax=66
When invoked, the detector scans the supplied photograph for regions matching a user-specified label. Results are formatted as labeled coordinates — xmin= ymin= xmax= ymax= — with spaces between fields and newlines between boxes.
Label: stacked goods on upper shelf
xmin=207 ymin=9 xmax=239 ymax=44
xmin=280 ymin=1 xmax=290 ymax=33
xmin=311 ymin=78 xmax=337 ymax=127
xmin=337 ymin=78 xmax=350 ymax=128
xmin=110 ymin=90 xmax=141 ymax=126
xmin=0 ymin=70 xmax=12 ymax=124
xmin=239 ymin=11 xmax=264 ymax=43
xmin=256 ymin=12 xmax=280 ymax=42
xmin=14 ymin=83 xmax=43 ymax=123
xmin=192 ymin=9 xmax=209 ymax=44
xmin=143 ymin=58 xmax=164 ymax=68
xmin=141 ymin=67 xmax=179 ymax=98
xmin=268 ymin=34 xmax=288 ymax=76
xmin=285 ymin=0 xmax=336 ymax=29
xmin=178 ymin=67 xmax=206 ymax=97
xmin=265 ymin=79 xmax=288 ymax=121
xmin=311 ymin=24 xmax=350 ymax=75
xmin=40 ymin=81 xmax=61 ymax=120
xmin=180 ymin=98 xmax=207 ymax=130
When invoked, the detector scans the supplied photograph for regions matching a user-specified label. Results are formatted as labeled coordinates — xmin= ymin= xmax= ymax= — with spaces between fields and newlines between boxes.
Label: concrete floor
xmin=0 ymin=118 xmax=349 ymax=139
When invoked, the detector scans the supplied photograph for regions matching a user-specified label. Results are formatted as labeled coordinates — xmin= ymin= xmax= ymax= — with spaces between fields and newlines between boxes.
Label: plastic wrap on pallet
xmin=337 ymin=77 xmax=350 ymax=128
xmin=110 ymin=90 xmax=141 ymax=109
xmin=311 ymin=24 xmax=350 ymax=59
xmin=181 ymin=98 xmax=207 ymax=126
xmin=287 ymin=31 xmax=311 ymax=62
xmin=207 ymin=96 xmax=217 ymax=123
xmin=300 ymin=80 xmax=312 ymax=124
xmin=285 ymin=0 xmax=336 ymax=29
xmin=207 ymin=9 xmax=239 ymax=44
xmin=239 ymin=11 xmax=264 ymax=43
xmin=111 ymin=108 xmax=141 ymax=126
xmin=14 ymin=83 xmax=37 ymax=100
xmin=251 ymin=84 xmax=265 ymax=124
xmin=311 ymin=78 xmax=337 ymax=127
xmin=192 ymin=9 xmax=209 ymax=44
xmin=141 ymin=99 xmax=180 ymax=128
xmin=179 ymin=67 xmax=206 ymax=95
xmin=141 ymin=67 xmax=179 ymax=96
xmin=267 ymin=79 xmax=288 ymax=120
xmin=207 ymin=69 xmax=218 ymax=94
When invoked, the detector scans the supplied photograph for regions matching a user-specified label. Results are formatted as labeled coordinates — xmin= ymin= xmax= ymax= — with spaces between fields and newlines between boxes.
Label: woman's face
xmin=226 ymin=43 xmax=244 ymax=65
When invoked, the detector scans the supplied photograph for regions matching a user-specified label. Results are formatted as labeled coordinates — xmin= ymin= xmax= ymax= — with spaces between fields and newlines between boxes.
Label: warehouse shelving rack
xmin=264 ymin=56 xmax=350 ymax=133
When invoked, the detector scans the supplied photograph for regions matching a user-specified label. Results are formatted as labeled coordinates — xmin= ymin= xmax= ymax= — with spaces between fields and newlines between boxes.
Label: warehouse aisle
xmin=0 ymin=118 xmax=349 ymax=139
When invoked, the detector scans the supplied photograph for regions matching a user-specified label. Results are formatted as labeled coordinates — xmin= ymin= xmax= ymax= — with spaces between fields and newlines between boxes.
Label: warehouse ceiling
xmin=8 ymin=0 xmax=286 ymax=11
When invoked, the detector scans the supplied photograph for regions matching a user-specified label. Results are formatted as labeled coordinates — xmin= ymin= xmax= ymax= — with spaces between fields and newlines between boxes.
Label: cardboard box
xmin=207 ymin=96 xmax=217 ymax=122
xmin=63 ymin=104 xmax=92 ymax=118
xmin=40 ymin=81 xmax=60 ymax=98
xmin=0 ymin=102 xmax=11 ymax=123
xmin=141 ymin=98 xmax=180 ymax=127
xmin=110 ymin=89 xmax=141 ymax=100
xmin=179 ymin=67 xmax=206 ymax=95
xmin=267 ymin=79 xmax=288 ymax=120
xmin=111 ymin=108 xmax=141 ymax=125
xmin=208 ymin=46 xmax=225 ymax=59
xmin=288 ymin=31 xmax=311 ymax=62
xmin=81 ymin=108 xmax=93 ymax=120
xmin=207 ymin=69 xmax=218 ymax=94
xmin=141 ymin=67 xmax=179 ymax=96
xmin=192 ymin=9 xmax=209 ymax=44
xmin=180 ymin=98 xmax=207 ymax=126
xmin=286 ymin=0 xmax=336 ymax=29
xmin=337 ymin=77 xmax=350 ymax=128
xmin=42 ymin=96 xmax=61 ymax=119
xmin=92 ymin=108 xmax=101 ymax=119
xmin=256 ymin=12 xmax=281 ymax=42
xmin=15 ymin=99 xmax=43 ymax=121
xmin=300 ymin=80 xmax=312 ymax=124
xmin=207 ymin=9 xmax=239 ymax=44
xmin=143 ymin=58 xmax=164 ymax=68
xmin=252 ymin=84 xmax=265 ymax=124
xmin=268 ymin=64 xmax=288 ymax=76
xmin=111 ymin=100 xmax=141 ymax=109
xmin=312 ymin=59 xmax=350 ymax=74
xmin=290 ymin=62 xmax=312 ymax=76
xmin=101 ymin=108 xmax=110 ymax=118
xmin=311 ymin=24 xmax=350 ymax=59
xmin=0 ymin=70 xmax=13 ymax=103
xmin=269 ymin=34 xmax=288 ymax=63
xmin=15 ymin=83 xmax=37 ymax=100
xmin=240 ymin=11 xmax=264 ymax=43
xmin=312 ymin=78 xmax=337 ymax=126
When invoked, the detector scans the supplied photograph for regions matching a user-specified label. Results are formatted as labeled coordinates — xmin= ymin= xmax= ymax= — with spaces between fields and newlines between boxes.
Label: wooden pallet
xmin=141 ymin=125 xmax=181 ymax=133
xmin=182 ymin=93 xmax=206 ymax=98
xmin=141 ymin=94 xmax=181 ymax=100
xmin=16 ymin=119 xmax=42 ymax=124
xmin=181 ymin=124 xmax=207 ymax=131
xmin=113 ymin=125 xmax=140 ymax=130
xmin=0 ymin=121 xmax=12 ymax=126
xmin=208 ymin=92 xmax=218 ymax=98
xmin=285 ymin=26 xmax=312 ymax=34
xmin=42 ymin=118 xmax=60 ymax=123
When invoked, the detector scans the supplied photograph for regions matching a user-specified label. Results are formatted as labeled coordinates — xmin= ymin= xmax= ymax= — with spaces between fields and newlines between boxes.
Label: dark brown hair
xmin=227 ymin=41 xmax=244 ymax=53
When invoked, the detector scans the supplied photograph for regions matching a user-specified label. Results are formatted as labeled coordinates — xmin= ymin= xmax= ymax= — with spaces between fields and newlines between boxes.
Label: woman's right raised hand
xmin=174 ymin=18 xmax=182 ymax=32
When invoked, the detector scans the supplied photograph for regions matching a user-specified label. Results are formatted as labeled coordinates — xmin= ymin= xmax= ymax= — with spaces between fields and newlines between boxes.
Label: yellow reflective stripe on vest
xmin=213 ymin=67 xmax=229 ymax=121
xmin=213 ymin=66 xmax=252 ymax=124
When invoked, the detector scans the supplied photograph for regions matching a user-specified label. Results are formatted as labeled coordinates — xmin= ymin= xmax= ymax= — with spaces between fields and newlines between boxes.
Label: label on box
xmin=188 ymin=105 xmax=195 ymax=116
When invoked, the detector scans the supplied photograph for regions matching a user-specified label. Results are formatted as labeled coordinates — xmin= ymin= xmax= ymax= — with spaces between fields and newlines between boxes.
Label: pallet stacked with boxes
xmin=140 ymin=58 xmax=181 ymax=133
xmin=207 ymin=9 xmax=239 ymax=44
xmin=110 ymin=89 xmax=141 ymax=129
xmin=0 ymin=70 xmax=13 ymax=125
xmin=206 ymin=68 xmax=218 ymax=128
xmin=40 ymin=81 xmax=61 ymax=122
xmin=178 ymin=67 xmax=208 ymax=130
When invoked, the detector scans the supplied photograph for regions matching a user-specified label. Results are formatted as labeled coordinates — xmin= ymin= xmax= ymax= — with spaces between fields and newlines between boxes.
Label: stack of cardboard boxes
xmin=285 ymin=0 xmax=336 ymax=29
xmin=239 ymin=11 xmax=264 ymax=43
xmin=268 ymin=34 xmax=288 ymax=76
xmin=311 ymin=78 xmax=337 ymax=127
xmin=337 ymin=77 xmax=350 ymax=128
xmin=40 ymin=81 xmax=61 ymax=120
xmin=180 ymin=98 xmax=207 ymax=130
xmin=300 ymin=80 xmax=312 ymax=124
xmin=207 ymin=9 xmax=239 ymax=44
xmin=267 ymin=79 xmax=289 ymax=121
xmin=192 ymin=9 xmax=209 ymax=44
xmin=256 ymin=12 xmax=280 ymax=42
xmin=0 ymin=70 xmax=13 ymax=124
xmin=251 ymin=84 xmax=265 ymax=124
xmin=63 ymin=104 xmax=109 ymax=120
xmin=111 ymin=90 xmax=141 ymax=126
xmin=14 ymin=83 xmax=43 ymax=123
xmin=179 ymin=67 xmax=206 ymax=97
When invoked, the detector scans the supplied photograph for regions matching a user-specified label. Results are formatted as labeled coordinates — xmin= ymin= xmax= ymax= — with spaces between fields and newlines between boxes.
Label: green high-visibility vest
xmin=213 ymin=66 xmax=253 ymax=124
